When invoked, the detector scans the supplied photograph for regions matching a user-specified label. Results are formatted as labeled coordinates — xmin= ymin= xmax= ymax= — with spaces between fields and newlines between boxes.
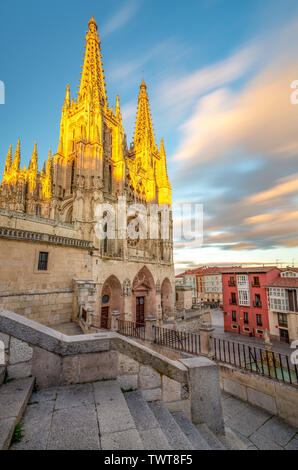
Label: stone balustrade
xmin=0 ymin=308 xmax=224 ymax=434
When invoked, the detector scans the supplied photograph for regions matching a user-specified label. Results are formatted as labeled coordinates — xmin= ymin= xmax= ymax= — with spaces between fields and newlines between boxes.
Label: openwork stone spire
xmin=12 ymin=140 xmax=21 ymax=170
xmin=4 ymin=144 xmax=12 ymax=173
xmin=78 ymin=15 xmax=107 ymax=109
xmin=134 ymin=80 xmax=156 ymax=153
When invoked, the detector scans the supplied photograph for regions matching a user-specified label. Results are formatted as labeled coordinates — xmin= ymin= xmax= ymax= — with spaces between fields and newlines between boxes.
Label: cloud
xmin=101 ymin=0 xmax=139 ymax=36
xmin=163 ymin=17 xmax=298 ymax=259
xmin=244 ymin=174 xmax=298 ymax=205
xmin=172 ymin=57 xmax=298 ymax=163
xmin=108 ymin=38 xmax=182 ymax=82
xmin=160 ymin=45 xmax=258 ymax=116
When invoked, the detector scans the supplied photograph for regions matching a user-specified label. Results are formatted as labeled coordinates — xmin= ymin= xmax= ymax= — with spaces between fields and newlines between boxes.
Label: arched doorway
xmin=161 ymin=278 xmax=172 ymax=319
xmin=100 ymin=275 xmax=122 ymax=329
xmin=132 ymin=266 xmax=156 ymax=324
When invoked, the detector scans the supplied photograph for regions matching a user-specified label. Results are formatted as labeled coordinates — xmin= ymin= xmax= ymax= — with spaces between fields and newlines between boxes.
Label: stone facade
xmin=0 ymin=16 xmax=175 ymax=327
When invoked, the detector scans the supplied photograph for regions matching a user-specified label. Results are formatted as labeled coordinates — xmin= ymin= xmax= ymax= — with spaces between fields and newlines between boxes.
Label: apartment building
xmin=222 ymin=267 xmax=280 ymax=339
xmin=266 ymin=268 xmax=298 ymax=343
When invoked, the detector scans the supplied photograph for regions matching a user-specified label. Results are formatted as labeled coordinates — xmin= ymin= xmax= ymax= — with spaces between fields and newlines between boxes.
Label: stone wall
xmin=0 ymin=290 xmax=74 ymax=326
xmin=0 ymin=236 xmax=92 ymax=325
xmin=219 ymin=363 xmax=298 ymax=428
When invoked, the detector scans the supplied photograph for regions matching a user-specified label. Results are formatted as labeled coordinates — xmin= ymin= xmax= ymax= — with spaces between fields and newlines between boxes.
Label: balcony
xmin=252 ymin=282 xmax=260 ymax=288
xmin=228 ymin=280 xmax=236 ymax=287
xmin=229 ymin=298 xmax=237 ymax=305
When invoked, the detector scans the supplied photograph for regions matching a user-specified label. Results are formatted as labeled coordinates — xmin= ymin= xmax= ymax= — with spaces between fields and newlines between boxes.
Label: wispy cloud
xmin=160 ymin=45 xmax=258 ymax=116
xmin=101 ymin=0 xmax=139 ymax=36
xmin=244 ymin=174 xmax=298 ymax=205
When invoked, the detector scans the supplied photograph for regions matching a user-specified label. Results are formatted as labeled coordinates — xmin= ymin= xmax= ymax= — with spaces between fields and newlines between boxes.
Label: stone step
xmin=94 ymin=380 xmax=143 ymax=450
xmin=217 ymin=426 xmax=247 ymax=450
xmin=196 ymin=423 xmax=226 ymax=450
xmin=149 ymin=401 xmax=194 ymax=450
xmin=171 ymin=411 xmax=211 ymax=450
xmin=0 ymin=377 xmax=35 ymax=450
xmin=124 ymin=390 xmax=172 ymax=450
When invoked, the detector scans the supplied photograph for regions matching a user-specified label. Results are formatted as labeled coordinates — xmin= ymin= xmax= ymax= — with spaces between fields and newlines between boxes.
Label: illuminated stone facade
xmin=0 ymin=16 xmax=174 ymax=327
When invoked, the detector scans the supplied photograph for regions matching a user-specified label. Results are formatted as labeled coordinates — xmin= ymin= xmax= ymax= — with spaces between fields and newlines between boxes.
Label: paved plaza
xmin=221 ymin=391 xmax=298 ymax=450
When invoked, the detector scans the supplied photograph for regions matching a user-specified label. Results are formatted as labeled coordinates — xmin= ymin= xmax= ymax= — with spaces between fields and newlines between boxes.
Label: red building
xmin=222 ymin=267 xmax=280 ymax=339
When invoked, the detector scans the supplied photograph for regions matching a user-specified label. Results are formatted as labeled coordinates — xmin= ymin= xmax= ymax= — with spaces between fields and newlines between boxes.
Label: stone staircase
xmin=0 ymin=378 xmax=246 ymax=450
xmin=0 ymin=377 xmax=34 ymax=450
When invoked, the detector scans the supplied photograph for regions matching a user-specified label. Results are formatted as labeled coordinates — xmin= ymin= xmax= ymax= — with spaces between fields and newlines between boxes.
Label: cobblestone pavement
xmin=9 ymin=381 xmax=298 ymax=450
xmin=222 ymin=391 xmax=298 ymax=450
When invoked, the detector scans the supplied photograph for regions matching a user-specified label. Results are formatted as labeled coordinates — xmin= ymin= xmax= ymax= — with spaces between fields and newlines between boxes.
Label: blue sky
xmin=1 ymin=0 xmax=298 ymax=270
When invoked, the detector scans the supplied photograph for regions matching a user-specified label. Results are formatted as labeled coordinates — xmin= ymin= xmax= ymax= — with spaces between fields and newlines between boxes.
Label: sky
xmin=0 ymin=0 xmax=298 ymax=271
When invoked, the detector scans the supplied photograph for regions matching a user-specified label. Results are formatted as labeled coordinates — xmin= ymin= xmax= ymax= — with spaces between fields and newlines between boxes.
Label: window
xmin=256 ymin=314 xmax=262 ymax=326
xmin=244 ymin=312 xmax=249 ymax=324
xmin=35 ymin=205 xmax=41 ymax=216
xmin=71 ymin=161 xmax=75 ymax=194
xmin=238 ymin=289 xmax=250 ymax=306
xmin=256 ymin=330 xmax=263 ymax=335
xmin=232 ymin=310 xmax=237 ymax=322
xmin=254 ymin=294 xmax=262 ymax=308
xmin=38 ymin=252 xmax=48 ymax=271
xmin=103 ymin=223 xmax=108 ymax=253
xmin=231 ymin=292 xmax=237 ymax=305
xmin=253 ymin=276 xmax=260 ymax=286
xmin=108 ymin=165 xmax=112 ymax=192
xmin=278 ymin=313 xmax=288 ymax=327
xmin=237 ymin=275 xmax=248 ymax=287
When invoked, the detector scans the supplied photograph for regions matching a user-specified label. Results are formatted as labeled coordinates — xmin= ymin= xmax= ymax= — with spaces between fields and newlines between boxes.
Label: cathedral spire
xmin=29 ymin=141 xmax=38 ymax=172
xmin=134 ymin=80 xmax=156 ymax=152
xmin=160 ymin=137 xmax=166 ymax=157
xmin=46 ymin=148 xmax=52 ymax=176
xmin=64 ymin=84 xmax=70 ymax=108
xmin=4 ymin=144 xmax=12 ymax=173
xmin=12 ymin=140 xmax=21 ymax=170
xmin=78 ymin=16 xmax=107 ymax=109
xmin=115 ymin=94 xmax=120 ymax=117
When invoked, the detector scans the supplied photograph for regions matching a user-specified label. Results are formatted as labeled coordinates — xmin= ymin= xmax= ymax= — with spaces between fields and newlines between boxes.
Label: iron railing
xmin=118 ymin=320 xmax=145 ymax=340
xmin=213 ymin=337 xmax=298 ymax=386
xmin=117 ymin=322 xmax=297 ymax=387
xmin=153 ymin=326 xmax=201 ymax=355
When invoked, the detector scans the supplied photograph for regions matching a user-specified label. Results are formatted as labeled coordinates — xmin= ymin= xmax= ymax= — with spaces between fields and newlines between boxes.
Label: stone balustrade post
xmin=180 ymin=356 xmax=225 ymax=435
xmin=111 ymin=310 xmax=120 ymax=332
xmin=145 ymin=316 xmax=156 ymax=342
xmin=198 ymin=324 xmax=215 ymax=358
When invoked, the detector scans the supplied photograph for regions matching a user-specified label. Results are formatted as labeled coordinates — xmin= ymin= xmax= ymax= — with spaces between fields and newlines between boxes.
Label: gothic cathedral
xmin=0 ymin=16 xmax=174 ymax=328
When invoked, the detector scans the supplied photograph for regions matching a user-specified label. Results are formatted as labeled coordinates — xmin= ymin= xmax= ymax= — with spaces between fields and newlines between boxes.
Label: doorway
xmin=101 ymin=306 xmax=110 ymax=329
xmin=279 ymin=328 xmax=289 ymax=344
xmin=136 ymin=297 xmax=145 ymax=325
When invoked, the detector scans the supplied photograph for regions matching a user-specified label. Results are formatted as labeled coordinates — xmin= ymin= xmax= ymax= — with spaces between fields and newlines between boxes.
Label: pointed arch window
xmin=71 ymin=161 xmax=75 ymax=194
xmin=104 ymin=222 xmax=108 ymax=253
xmin=108 ymin=165 xmax=112 ymax=193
